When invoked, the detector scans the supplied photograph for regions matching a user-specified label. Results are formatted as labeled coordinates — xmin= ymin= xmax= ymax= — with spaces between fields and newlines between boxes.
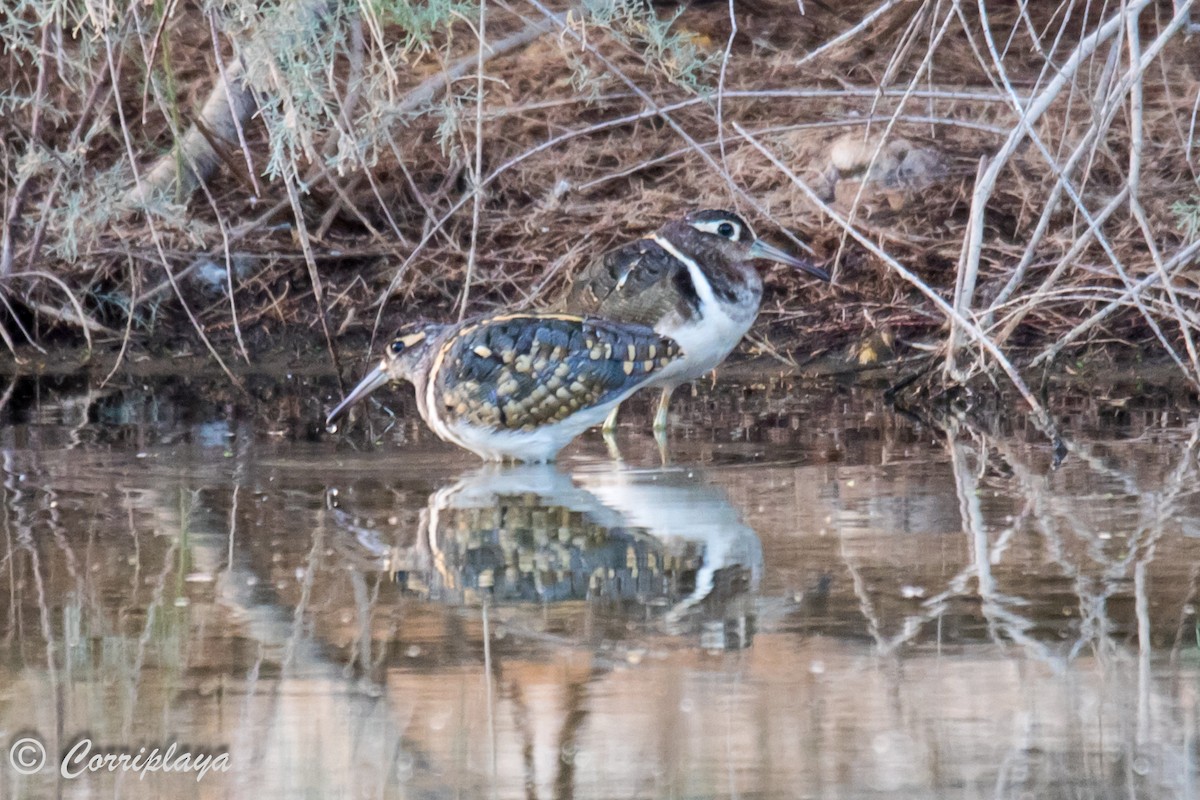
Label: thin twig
xmin=10 ymin=271 xmax=112 ymax=351
xmin=104 ymin=27 xmax=242 ymax=388
xmin=949 ymin=0 xmax=1148 ymax=358
xmin=194 ymin=167 xmax=252 ymax=365
xmin=1126 ymin=4 xmax=1200 ymax=383
xmin=734 ymin=122 xmax=1058 ymax=441
xmin=458 ymin=0 xmax=488 ymax=322
xmin=1031 ymin=237 xmax=1200 ymax=368
xmin=794 ymin=0 xmax=907 ymax=68
xmin=1 ymin=21 xmax=52 ymax=279
xmin=208 ymin=9 xmax=261 ymax=198
xmin=715 ymin=0 xmax=737 ymax=171
xmin=522 ymin=0 xmax=813 ymax=250
xmin=100 ymin=255 xmax=140 ymax=388
xmin=281 ymin=160 xmax=342 ymax=390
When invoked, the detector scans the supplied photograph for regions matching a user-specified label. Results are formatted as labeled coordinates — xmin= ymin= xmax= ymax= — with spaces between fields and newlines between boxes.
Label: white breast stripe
xmin=424 ymin=354 xmax=461 ymax=449
xmin=651 ymin=233 xmax=718 ymax=317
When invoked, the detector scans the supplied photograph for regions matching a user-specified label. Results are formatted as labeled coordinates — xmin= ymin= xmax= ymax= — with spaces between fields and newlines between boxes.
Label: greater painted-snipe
xmin=558 ymin=209 xmax=828 ymax=434
xmin=326 ymin=312 xmax=685 ymax=462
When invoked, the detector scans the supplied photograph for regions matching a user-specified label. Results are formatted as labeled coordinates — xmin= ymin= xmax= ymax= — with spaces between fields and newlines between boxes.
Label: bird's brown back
xmin=557 ymin=238 xmax=699 ymax=327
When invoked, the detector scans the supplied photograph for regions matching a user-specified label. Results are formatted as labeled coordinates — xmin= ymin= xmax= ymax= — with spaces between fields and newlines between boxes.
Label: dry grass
xmin=2 ymin=0 xmax=1200 ymax=407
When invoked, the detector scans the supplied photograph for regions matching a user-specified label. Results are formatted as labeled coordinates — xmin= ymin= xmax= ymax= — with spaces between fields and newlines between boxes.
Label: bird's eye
xmin=717 ymin=222 xmax=737 ymax=238
xmin=389 ymin=340 xmax=406 ymax=356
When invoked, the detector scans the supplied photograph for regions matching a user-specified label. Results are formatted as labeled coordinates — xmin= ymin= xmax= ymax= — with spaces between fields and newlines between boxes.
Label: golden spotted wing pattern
xmin=433 ymin=314 xmax=682 ymax=431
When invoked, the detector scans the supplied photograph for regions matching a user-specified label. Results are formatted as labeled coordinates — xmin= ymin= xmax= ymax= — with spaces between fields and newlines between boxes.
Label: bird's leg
xmin=653 ymin=387 xmax=675 ymax=465
xmin=652 ymin=387 xmax=674 ymax=433
xmin=604 ymin=429 xmax=624 ymax=462
xmin=602 ymin=404 xmax=621 ymax=436
xmin=654 ymin=426 xmax=669 ymax=466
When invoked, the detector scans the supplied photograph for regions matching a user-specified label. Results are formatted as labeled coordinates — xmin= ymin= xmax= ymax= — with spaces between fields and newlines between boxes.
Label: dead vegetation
xmin=2 ymin=0 xmax=1200 ymax=412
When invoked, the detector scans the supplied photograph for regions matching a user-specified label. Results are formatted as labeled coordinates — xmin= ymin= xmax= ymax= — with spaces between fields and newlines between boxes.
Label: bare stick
xmin=733 ymin=122 xmax=1058 ymax=440
xmin=715 ymin=0 xmax=737 ymax=170
xmin=100 ymin=255 xmax=140 ymax=388
xmin=208 ymin=9 xmax=261 ymax=198
xmin=794 ymin=0 xmax=907 ymax=68
xmin=127 ymin=1 xmax=333 ymax=203
xmin=195 ymin=168 xmax=252 ymax=365
xmin=1177 ymin=0 xmax=1200 ymax=33
xmin=9 ymin=272 xmax=112 ymax=351
xmin=281 ymin=160 xmax=341 ymax=389
xmin=831 ymin=3 xmax=957 ymax=278
xmin=396 ymin=16 xmax=550 ymax=116
xmin=522 ymin=0 xmax=812 ymax=251
xmin=1031 ymin=238 xmax=1200 ymax=368
xmin=1126 ymin=6 xmax=1200 ymax=382
xmin=125 ymin=57 xmax=258 ymax=204
xmin=1 ymin=21 xmax=52 ymax=278
xmin=0 ymin=293 xmax=36 ymax=359
xmin=989 ymin=1 xmax=1198 ymax=353
xmin=968 ymin=0 xmax=1194 ymax=373
xmin=984 ymin=40 xmax=1123 ymax=328
xmin=992 ymin=186 xmax=1130 ymax=342
xmin=23 ymin=60 xmax=112 ymax=273
xmin=104 ymin=30 xmax=241 ymax=387
xmin=458 ymin=0 xmax=488 ymax=322
xmin=949 ymin=0 xmax=1149 ymax=355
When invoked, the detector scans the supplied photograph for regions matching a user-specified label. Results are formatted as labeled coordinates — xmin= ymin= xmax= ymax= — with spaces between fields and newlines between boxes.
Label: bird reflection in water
xmin=328 ymin=464 xmax=763 ymax=649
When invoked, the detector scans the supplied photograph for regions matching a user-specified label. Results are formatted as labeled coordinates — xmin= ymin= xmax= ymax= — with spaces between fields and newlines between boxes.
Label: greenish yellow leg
xmin=653 ymin=387 xmax=674 ymax=465
xmin=652 ymin=387 xmax=674 ymax=433
xmin=602 ymin=404 xmax=621 ymax=435
xmin=654 ymin=425 xmax=669 ymax=466
xmin=602 ymin=403 xmax=622 ymax=460
xmin=604 ymin=428 xmax=624 ymax=462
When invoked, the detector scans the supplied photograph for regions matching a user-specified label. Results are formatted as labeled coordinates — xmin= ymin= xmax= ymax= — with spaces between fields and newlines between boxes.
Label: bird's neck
xmin=651 ymin=234 xmax=762 ymax=322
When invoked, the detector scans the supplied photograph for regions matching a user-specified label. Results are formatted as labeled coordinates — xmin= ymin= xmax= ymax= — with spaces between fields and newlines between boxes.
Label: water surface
xmin=1 ymin=373 xmax=1198 ymax=799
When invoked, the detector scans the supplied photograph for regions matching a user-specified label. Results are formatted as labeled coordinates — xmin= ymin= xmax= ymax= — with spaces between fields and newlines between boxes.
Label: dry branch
xmin=948 ymin=0 xmax=1153 ymax=361
xmin=125 ymin=57 xmax=258 ymax=204
xmin=126 ymin=0 xmax=335 ymax=205
xmin=734 ymin=122 xmax=1059 ymax=442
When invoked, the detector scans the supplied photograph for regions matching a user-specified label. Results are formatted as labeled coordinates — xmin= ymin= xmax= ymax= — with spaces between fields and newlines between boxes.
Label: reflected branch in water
xmin=282 ymin=507 xmax=325 ymax=674
xmin=4 ymin=372 xmax=1200 ymax=797
xmin=482 ymin=601 xmax=496 ymax=786
xmin=899 ymin=408 xmax=1200 ymax=795
xmin=881 ymin=399 xmax=1200 ymax=667
xmin=554 ymin=664 xmax=601 ymax=800
xmin=947 ymin=433 xmax=1058 ymax=666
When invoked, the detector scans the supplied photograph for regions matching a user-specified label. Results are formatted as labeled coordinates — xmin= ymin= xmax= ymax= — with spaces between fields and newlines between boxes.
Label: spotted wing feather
xmin=561 ymin=239 xmax=699 ymax=326
xmin=435 ymin=314 xmax=682 ymax=431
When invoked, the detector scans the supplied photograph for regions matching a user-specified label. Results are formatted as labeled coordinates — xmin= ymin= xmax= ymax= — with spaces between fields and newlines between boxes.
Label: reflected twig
xmin=127 ymin=512 xmax=179 ymax=742
xmin=283 ymin=509 xmax=325 ymax=673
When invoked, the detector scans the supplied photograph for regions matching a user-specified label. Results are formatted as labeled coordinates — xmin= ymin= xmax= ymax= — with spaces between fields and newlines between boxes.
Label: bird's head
xmin=325 ymin=321 xmax=444 ymax=428
xmin=660 ymin=209 xmax=829 ymax=282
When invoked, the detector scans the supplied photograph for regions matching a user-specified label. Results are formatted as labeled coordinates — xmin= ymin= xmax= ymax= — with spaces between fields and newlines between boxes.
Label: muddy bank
xmin=2 ymin=1 xmax=1200 ymax=401
xmin=0 ymin=339 xmax=1195 ymax=460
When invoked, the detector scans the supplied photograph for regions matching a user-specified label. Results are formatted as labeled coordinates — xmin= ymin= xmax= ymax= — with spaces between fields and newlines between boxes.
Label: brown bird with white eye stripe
xmin=326 ymin=312 xmax=685 ymax=462
xmin=558 ymin=209 xmax=829 ymax=435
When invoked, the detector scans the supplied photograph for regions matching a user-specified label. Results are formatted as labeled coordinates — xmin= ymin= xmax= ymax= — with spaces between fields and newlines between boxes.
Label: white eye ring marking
xmin=690 ymin=219 xmax=743 ymax=241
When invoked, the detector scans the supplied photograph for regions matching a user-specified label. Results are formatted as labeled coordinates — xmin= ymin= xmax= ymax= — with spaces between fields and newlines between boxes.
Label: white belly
xmin=438 ymin=394 xmax=626 ymax=462
xmin=652 ymin=304 xmax=755 ymax=387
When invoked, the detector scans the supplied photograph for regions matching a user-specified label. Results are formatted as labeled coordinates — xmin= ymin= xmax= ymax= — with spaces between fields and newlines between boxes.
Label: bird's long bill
xmin=750 ymin=239 xmax=831 ymax=283
xmin=326 ymin=361 xmax=391 ymax=427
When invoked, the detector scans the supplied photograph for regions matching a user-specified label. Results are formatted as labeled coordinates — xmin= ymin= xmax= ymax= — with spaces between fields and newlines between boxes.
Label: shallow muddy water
xmin=1 ymin=372 xmax=1199 ymax=799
